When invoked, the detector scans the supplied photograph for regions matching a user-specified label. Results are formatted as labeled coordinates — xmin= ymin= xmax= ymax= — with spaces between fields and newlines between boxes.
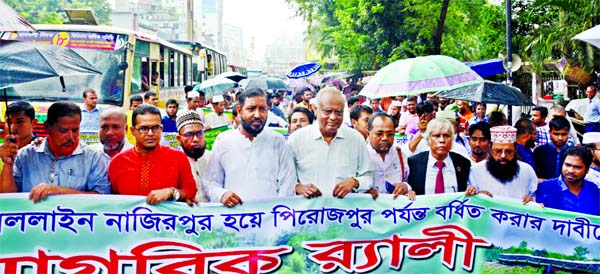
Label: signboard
xmin=14 ymin=31 xmax=125 ymax=51
xmin=1 ymin=193 xmax=599 ymax=273
xmin=204 ymin=125 xmax=230 ymax=151
xmin=160 ymin=132 xmax=180 ymax=149
xmin=80 ymin=131 xmax=99 ymax=145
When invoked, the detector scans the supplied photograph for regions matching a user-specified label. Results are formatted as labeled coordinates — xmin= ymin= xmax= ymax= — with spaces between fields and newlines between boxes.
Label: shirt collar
xmin=82 ymin=107 xmax=100 ymax=113
xmin=37 ymin=139 xmax=84 ymax=158
xmin=428 ymin=151 xmax=453 ymax=168
xmin=557 ymin=175 xmax=594 ymax=192
xmin=310 ymin=124 xmax=346 ymax=140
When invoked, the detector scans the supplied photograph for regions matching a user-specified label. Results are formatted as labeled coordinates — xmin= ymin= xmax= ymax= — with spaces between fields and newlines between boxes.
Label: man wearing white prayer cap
xmin=185 ymin=90 xmax=207 ymax=125
xmin=583 ymin=132 xmax=600 ymax=185
xmin=205 ymin=95 xmax=231 ymax=128
xmin=466 ymin=125 xmax=538 ymax=204
xmin=389 ymin=100 xmax=402 ymax=129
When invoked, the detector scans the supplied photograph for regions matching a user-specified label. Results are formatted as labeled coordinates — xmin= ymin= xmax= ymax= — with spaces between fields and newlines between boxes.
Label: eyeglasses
xmin=182 ymin=131 xmax=205 ymax=139
xmin=491 ymin=149 xmax=515 ymax=156
xmin=135 ymin=125 xmax=163 ymax=134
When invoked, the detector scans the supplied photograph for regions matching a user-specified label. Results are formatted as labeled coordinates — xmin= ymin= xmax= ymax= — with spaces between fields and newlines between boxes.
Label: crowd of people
xmin=0 ymin=84 xmax=599 ymax=217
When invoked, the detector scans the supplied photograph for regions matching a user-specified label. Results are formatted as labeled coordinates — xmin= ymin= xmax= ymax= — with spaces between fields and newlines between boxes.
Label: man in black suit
xmin=407 ymin=118 xmax=473 ymax=195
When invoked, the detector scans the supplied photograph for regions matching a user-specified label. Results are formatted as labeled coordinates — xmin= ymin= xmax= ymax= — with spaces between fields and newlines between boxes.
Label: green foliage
xmin=276 ymin=227 xmax=342 ymax=273
xmin=573 ymin=246 xmax=590 ymax=261
xmin=288 ymin=0 xmax=505 ymax=73
xmin=291 ymin=0 xmax=600 ymax=75
xmin=4 ymin=0 xmax=111 ymax=25
xmin=512 ymin=0 xmax=600 ymax=73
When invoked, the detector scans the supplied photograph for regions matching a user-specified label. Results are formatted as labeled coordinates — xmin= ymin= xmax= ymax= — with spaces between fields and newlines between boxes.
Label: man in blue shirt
xmin=0 ymin=102 xmax=111 ymax=202
xmin=514 ymin=118 xmax=536 ymax=170
xmin=537 ymin=147 xmax=599 ymax=216
xmin=584 ymin=85 xmax=600 ymax=133
xmin=533 ymin=116 xmax=572 ymax=181
xmin=80 ymin=88 xmax=101 ymax=132
xmin=161 ymin=99 xmax=179 ymax=133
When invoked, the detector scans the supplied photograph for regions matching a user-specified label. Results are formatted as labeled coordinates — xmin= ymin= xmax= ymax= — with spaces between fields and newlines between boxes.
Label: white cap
xmin=391 ymin=100 xmax=402 ymax=107
xmin=490 ymin=126 xmax=517 ymax=144
xmin=583 ymin=132 xmax=600 ymax=144
xmin=402 ymin=100 xmax=408 ymax=106
xmin=187 ymin=91 xmax=200 ymax=99
xmin=213 ymin=95 xmax=224 ymax=103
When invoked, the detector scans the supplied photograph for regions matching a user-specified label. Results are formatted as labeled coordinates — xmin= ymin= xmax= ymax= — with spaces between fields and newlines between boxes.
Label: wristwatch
xmin=171 ymin=187 xmax=180 ymax=201
xmin=351 ymin=177 xmax=359 ymax=190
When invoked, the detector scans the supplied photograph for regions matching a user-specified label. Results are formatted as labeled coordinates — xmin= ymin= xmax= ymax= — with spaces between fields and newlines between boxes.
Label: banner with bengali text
xmin=0 ymin=193 xmax=599 ymax=273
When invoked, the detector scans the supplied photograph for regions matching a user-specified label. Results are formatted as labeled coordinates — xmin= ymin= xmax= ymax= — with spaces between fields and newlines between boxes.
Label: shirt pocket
xmin=62 ymin=172 xmax=87 ymax=191
xmin=334 ymin=158 xmax=355 ymax=182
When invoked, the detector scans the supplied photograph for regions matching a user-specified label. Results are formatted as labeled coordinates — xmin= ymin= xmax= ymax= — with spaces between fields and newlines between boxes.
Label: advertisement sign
xmin=14 ymin=31 xmax=125 ymax=51
xmin=1 ymin=193 xmax=598 ymax=273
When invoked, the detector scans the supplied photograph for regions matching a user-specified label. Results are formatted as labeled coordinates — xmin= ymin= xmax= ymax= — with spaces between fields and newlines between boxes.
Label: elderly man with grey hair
xmin=407 ymin=118 xmax=472 ymax=195
xmin=89 ymin=108 xmax=132 ymax=160
xmin=288 ymin=87 xmax=373 ymax=199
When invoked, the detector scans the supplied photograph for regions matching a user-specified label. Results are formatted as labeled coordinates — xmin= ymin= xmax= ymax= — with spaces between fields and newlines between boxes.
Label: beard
xmin=373 ymin=141 xmax=392 ymax=154
xmin=182 ymin=144 xmax=205 ymax=160
xmin=486 ymin=156 xmax=520 ymax=183
xmin=594 ymin=159 xmax=600 ymax=167
xmin=241 ymin=117 xmax=266 ymax=137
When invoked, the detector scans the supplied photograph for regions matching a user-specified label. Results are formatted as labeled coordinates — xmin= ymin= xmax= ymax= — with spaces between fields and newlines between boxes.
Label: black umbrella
xmin=0 ymin=1 xmax=35 ymax=32
xmin=243 ymin=77 xmax=287 ymax=90
xmin=434 ymin=80 xmax=534 ymax=106
xmin=217 ymin=71 xmax=247 ymax=83
xmin=0 ymin=41 xmax=102 ymax=134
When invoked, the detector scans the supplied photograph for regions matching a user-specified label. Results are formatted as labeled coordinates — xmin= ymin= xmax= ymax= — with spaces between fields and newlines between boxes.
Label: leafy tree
xmin=573 ymin=246 xmax=590 ymax=261
xmin=512 ymin=0 xmax=600 ymax=73
xmin=4 ymin=0 xmax=112 ymax=25
xmin=288 ymin=0 xmax=505 ymax=73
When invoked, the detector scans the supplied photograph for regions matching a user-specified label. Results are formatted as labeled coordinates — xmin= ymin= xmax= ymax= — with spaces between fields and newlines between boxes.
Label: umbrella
xmin=434 ymin=80 xmax=534 ymax=106
xmin=217 ymin=71 xmax=247 ymax=82
xmin=244 ymin=77 xmax=287 ymax=90
xmin=573 ymin=24 xmax=600 ymax=49
xmin=0 ymin=41 xmax=102 ymax=90
xmin=0 ymin=40 xmax=102 ymax=135
xmin=320 ymin=72 xmax=353 ymax=84
xmin=287 ymin=62 xmax=321 ymax=79
xmin=360 ymin=55 xmax=483 ymax=98
xmin=0 ymin=1 xmax=35 ymax=32
xmin=193 ymin=77 xmax=236 ymax=99
xmin=286 ymin=78 xmax=315 ymax=91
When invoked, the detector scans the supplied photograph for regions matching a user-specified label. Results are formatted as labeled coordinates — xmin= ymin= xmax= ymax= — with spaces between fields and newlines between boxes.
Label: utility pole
xmin=506 ymin=0 xmax=513 ymax=122
xmin=186 ymin=0 xmax=194 ymax=41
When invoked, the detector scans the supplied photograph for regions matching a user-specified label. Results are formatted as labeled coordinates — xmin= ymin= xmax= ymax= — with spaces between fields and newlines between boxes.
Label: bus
xmin=170 ymin=40 xmax=228 ymax=84
xmin=0 ymin=24 xmax=193 ymax=138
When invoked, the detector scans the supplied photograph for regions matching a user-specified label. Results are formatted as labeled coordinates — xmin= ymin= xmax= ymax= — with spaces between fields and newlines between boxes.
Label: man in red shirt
xmin=108 ymin=105 xmax=197 ymax=205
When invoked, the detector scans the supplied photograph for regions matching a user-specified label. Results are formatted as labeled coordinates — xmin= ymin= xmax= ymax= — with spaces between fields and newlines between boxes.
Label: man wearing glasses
xmin=466 ymin=125 xmax=538 ymax=204
xmin=109 ymin=105 xmax=197 ymax=206
xmin=175 ymin=110 xmax=211 ymax=202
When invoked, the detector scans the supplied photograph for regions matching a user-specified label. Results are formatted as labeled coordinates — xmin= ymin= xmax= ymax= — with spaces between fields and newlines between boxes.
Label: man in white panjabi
xmin=466 ymin=125 xmax=538 ymax=204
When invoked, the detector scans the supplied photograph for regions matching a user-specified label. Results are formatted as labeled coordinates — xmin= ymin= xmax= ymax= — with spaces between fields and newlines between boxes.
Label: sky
xmin=222 ymin=0 xmax=307 ymax=61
